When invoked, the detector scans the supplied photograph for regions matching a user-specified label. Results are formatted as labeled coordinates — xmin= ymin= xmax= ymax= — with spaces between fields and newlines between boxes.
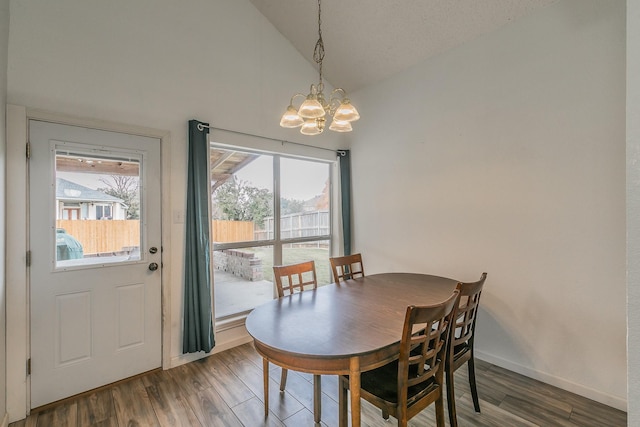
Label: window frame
xmin=210 ymin=143 xmax=334 ymax=322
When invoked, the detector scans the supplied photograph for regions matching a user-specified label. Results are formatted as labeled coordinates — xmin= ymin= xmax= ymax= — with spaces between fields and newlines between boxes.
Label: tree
xmin=98 ymin=175 xmax=140 ymax=219
xmin=213 ymin=178 xmax=272 ymax=227
xmin=281 ymin=198 xmax=305 ymax=215
xmin=315 ymin=179 xmax=330 ymax=210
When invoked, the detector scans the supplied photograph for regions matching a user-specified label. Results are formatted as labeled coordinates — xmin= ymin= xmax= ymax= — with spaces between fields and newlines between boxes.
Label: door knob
xmin=148 ymin=262 xmax=159 ymax=271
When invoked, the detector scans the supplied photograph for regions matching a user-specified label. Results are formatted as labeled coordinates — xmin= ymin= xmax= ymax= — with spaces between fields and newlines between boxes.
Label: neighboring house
xmin=56 ymin=178 xmax=128 ymax=220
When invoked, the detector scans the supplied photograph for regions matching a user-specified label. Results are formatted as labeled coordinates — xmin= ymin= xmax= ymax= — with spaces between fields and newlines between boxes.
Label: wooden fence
xmin=255 ymin=210 xmax=330 ymax=240
xmin=212 ymin=220 xmax=254 ymax=242
xmin=57 ymin=219 xmax=255 ymax=255
xmin=57 ymin=220 xmax=140 ymax=255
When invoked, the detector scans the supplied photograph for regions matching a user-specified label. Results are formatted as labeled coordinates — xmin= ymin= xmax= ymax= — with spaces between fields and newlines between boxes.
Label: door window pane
xmin=55 ymin=150 xmax=141 ymax=268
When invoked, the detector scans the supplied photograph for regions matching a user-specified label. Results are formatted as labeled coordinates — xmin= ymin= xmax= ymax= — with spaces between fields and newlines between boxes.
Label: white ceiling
xmin=249 ymin=0 xmax=558 ymax=92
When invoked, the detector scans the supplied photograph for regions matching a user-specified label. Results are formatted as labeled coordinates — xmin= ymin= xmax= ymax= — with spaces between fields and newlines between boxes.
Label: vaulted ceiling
xmin=249 ymin=0 xmax=558 ymax=92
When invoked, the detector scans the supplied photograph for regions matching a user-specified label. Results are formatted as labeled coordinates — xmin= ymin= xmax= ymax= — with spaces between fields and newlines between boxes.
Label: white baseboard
xmin=169 ymin=324 xmax=253 ymax=368
xmin=211 ymin=335 xmax=253 ymax=355
xmin=170 ymin=350 xmax=210 ymax=368
xmin=476 ymin=350 xmax=627 ymax=412
xmin=1 ymin=412 xmax=8 ymax=427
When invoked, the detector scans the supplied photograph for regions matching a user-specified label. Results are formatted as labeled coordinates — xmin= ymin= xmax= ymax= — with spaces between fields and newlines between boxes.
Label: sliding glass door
xmin=210 ymin=146 xmax=332 ymax=321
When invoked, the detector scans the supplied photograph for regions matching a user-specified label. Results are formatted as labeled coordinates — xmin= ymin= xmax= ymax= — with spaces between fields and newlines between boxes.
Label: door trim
xmin=6 ymin=105 xmax=172 ymax=422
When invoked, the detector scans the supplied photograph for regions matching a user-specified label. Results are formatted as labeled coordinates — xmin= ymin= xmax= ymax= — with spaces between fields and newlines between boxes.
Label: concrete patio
xmin=213 ymin=270 xmax=274 ymax=319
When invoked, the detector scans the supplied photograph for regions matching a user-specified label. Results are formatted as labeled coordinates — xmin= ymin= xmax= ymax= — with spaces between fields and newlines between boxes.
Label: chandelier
xmin=279 ymin=0 xmax=360 ymax=136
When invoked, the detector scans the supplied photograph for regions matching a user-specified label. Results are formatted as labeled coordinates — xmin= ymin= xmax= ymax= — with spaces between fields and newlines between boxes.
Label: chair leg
xmin=338 ymin=377 xmax=348 ymax=427
xmin=446 ymin=367 xmax=458 ymax=427
xmin=313 ymin=374 xmax=322 ymax=424
xmin=279 ymin=368 xmax=288 ymax=392
xmin=262 ymin=358 xmax=269 ymax=418
xmin=468 ymin=357 xmax=481 ymax=413
xmin=397 ymin=405 xmax=408 ymax=427
xmin=435 ymin=394 xmax=446 ymax=427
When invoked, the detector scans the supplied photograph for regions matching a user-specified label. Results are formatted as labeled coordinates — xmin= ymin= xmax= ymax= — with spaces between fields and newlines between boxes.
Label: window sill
xmin=215 ymin=310 xmax=252 ymax=332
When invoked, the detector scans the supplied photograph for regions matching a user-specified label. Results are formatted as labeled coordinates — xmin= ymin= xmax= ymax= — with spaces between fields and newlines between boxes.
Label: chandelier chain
xmin=313 ymin=0 xmax=325 ymax=86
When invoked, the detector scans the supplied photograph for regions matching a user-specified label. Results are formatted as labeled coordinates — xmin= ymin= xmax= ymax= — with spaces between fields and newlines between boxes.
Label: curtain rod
xmin=196 ymin=123 xmax=347 ymax=157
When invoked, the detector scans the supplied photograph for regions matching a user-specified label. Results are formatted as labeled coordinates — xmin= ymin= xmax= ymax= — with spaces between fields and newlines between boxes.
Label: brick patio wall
xmin=213 ymin=249 xmax=263 ymax=281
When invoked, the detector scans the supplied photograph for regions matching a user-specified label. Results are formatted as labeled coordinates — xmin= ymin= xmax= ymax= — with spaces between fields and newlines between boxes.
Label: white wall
xmin=628 ymin=0 xmax=639 ymax=423
xmin=5 ymin=0 xmax=631 ymax=419
xmin=0 ymin=0 xmax=8 ymax=424
xmin=350 ymin=0 xmax=626 ymax=409
xmin=6 ymin=0 xmax=343 ymax=417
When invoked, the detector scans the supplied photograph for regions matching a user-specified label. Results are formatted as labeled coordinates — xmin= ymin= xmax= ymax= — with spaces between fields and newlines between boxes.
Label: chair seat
xmin=356 ymin=360 xmax=439 ymax=405
xmin=411 ymin=336 xmax=468 ymax=360
xmin=452 ymin=342 xmax=469 ymax=360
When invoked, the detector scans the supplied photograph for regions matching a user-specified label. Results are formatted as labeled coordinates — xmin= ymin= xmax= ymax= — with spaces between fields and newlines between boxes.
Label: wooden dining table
xmin=245 ymin=272 xmax=459 ymax=427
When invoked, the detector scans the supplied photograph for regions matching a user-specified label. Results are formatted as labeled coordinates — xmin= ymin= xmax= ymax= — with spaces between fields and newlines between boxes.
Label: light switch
xmin=173 ymin=209 xmax=185 ymax=223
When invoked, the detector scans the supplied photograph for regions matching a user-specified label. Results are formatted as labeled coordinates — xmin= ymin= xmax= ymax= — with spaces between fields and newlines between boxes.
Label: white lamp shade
xmin=300 ymin=119 xmax=323 ymax=135
xmin=333 ymin=100 xmax=360 ymax=122
xmin=329 ymin=119 xmax=352 ymax=132
xmin=298 ymin=95 xmax=326 ymax=119
xmin=280 ymin=106 xmax=304 ymax=128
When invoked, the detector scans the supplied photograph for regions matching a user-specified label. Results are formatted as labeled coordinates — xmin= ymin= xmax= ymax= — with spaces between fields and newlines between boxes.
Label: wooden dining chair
xmin=272 ymin=260 xmax=318 ymax=297
xmin=329 ymin=253 xmax=364 ymax=282
xmin=446 ymin=272 xmax=488 ymax=427
xmin=339 ymin=290 xmax=460 ymax=427
xmin=265 ymin=260 xmax=322 ymax=422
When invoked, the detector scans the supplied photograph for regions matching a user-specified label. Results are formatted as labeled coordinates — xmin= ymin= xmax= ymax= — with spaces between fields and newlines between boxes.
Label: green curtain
xmin=339 ymin=150 xmax=352 ymax=256
xmin=183 ymin=120 xmax=215 ymax=354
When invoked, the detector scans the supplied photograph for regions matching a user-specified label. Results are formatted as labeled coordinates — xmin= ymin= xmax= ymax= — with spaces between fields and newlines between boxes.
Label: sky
xmin=60 ymin=152 xmax=331 ymax=202
xmin=236 ymin=155 xmax=330 ymax=201
xmin=58 ymin=171 xmax=111 ymax=190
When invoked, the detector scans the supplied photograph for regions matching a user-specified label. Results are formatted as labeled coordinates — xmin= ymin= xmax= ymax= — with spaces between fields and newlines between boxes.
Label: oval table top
xmin=246 ymin=272 xmax=459 ymax=364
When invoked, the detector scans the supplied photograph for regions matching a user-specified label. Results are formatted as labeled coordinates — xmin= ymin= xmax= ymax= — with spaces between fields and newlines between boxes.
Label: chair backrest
xmin=273 ymin=261 xmax=318 ymax=297
xmin=398 ymin=290 xmax=460 ymax=394
xmin=451 ymin=273 xmax=487 ymax=351
xmin=329 ymin=253 xmax=365 ymax=283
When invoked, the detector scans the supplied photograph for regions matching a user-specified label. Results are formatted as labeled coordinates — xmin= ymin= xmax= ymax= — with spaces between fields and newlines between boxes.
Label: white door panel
xmin=29 ymin=120 xmax=162 ymax=408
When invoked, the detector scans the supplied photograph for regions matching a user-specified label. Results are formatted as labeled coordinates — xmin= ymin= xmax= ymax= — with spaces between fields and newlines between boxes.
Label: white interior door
xmin=29 ymin=120 xmax=162 ymax=408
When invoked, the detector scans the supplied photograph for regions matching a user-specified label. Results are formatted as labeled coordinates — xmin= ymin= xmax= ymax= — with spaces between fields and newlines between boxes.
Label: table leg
xmin=349 ymin=357 xmax=361 ymax=427
xmin=263 ymin=358 xmax=269 ymax=418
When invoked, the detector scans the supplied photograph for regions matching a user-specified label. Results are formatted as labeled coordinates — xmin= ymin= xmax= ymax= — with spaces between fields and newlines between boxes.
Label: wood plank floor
xmin=10 ymin=342 xmax=626 ymax=427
